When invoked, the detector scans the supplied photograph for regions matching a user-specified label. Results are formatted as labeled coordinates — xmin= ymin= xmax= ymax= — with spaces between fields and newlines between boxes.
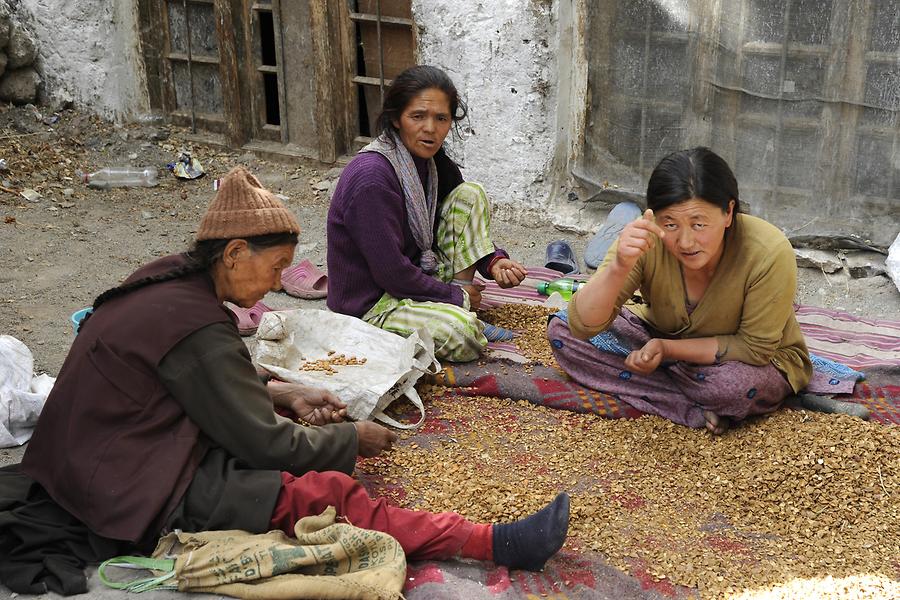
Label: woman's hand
xmin=354 ymin=421 xmax=399 ymax=457
xmin=490 ymin=258 xmax=528 ymax=289
xmin=461 ymin=282 xmax=485 ymax=311
xmin=625 ymin=338 xmax=666 ymax=375
xmin=615 ymin=209 xmax=666 ymax=272
xmin=268 ymin=380 xmax=349 ymax=425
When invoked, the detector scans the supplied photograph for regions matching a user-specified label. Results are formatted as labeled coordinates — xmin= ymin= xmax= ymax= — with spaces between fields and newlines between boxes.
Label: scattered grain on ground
xmin=479 ymin=304 xmax=559 ymax=369
xmin=361 ymin=390 xmax=899 ymax=600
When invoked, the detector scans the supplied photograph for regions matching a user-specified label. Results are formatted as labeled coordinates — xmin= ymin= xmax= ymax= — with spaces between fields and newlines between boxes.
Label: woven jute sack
xmin=100 ymin=507 xmax=406 ymax=600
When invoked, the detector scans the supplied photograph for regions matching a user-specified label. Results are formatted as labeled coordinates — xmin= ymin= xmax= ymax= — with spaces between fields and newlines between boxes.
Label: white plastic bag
xmin=887 ymin=231 xmax=900 ymax=293
xmin=0 ymin=335 xmax=55 ymax=447
xmin=254 ymin=310 xmax=440 ymax=429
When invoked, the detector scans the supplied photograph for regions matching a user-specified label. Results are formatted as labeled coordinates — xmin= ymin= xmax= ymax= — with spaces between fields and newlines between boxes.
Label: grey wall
xmin=576 ymin=0 xmax=900 ymax=247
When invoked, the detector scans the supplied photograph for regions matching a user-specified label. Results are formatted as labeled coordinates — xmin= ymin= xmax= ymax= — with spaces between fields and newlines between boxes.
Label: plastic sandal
xmin=227 ymin=301 xmax=272 ymax=336
xmin=584 ymin=201 xmax=643 ymax=269
xmin=281 ymin=259 xmax=328 ymax=299
xmin=545 ymin=240 xmax=579 ymax=275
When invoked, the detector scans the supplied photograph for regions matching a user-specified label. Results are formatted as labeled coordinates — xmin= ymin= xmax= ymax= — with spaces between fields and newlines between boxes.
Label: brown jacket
xmin=22 ymin=256 xmax=235 ymax=542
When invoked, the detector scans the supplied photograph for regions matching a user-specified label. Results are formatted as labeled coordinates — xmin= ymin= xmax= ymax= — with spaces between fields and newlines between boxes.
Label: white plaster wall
xmin=20 ymin=0 xmax=146 ymax=119
xmin=412 ymin=0 xmax=561 ymax=214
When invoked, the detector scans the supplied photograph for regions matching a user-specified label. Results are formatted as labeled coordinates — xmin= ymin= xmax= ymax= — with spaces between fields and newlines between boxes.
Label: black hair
xmin=77 ymin=232 xmax=298 ymax=332
xmin=646 ymin=147 xmax=741 ymax=219
xmin=374 ymin=65 xmax=469 ymax=141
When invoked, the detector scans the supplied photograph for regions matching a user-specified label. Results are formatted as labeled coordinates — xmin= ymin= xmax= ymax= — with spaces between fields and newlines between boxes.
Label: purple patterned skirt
xmin=547 ymin=309 xmax=794 ymax=429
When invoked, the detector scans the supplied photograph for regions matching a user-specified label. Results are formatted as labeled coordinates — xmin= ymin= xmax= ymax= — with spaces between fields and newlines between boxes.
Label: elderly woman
xmin=549 ymin=148 xmax=812 ymax=434
xmin=20 ymin=167 xmax=568 ymax=575
xmin=327 ymin=65 xmax=528 ymax=362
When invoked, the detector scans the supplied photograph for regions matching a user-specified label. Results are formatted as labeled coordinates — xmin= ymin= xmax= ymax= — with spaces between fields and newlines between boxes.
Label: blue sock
xmin=481 ymin=321 xmax=516 ymax=342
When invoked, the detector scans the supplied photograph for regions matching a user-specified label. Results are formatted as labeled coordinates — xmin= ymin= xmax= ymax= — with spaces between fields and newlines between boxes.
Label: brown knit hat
xmin=195 ymin=166 xmax=301 ymax=241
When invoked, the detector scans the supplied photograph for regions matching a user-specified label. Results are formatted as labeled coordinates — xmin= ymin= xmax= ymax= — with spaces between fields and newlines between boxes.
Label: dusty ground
xmin=0 ymin=105 xmax=898 ymax=598
xmin=1 ymin=104 xmax=899 ymax=449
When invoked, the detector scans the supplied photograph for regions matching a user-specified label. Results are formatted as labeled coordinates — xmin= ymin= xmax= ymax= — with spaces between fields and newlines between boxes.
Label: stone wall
xmin=16 ymin=0 xmax=147 ymax=119
xmin=412 ymin=0 xmax=564 ymax=217
xmin=0 ymin=0 xmax=41 ymax=105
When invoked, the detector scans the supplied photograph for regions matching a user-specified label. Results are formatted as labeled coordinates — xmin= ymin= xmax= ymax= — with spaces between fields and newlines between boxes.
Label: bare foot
xmin=702 ymin=410 xmax=730 ymax=435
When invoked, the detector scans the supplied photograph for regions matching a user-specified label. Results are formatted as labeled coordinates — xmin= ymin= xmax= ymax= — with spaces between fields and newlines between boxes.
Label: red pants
xmin=269 ymin=471 xmax=490 ymax=561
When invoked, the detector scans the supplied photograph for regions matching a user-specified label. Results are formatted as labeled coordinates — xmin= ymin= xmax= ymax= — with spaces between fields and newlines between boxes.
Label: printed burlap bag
xmin=99 ymin=507 xmax=406 ymax=600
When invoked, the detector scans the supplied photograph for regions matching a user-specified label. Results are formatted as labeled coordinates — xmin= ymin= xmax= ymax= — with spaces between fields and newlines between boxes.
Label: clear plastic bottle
xmin=536 ymin=278 xmax=583 ymax=301
xmin=77 ymin=167 xmax=159 ymax=189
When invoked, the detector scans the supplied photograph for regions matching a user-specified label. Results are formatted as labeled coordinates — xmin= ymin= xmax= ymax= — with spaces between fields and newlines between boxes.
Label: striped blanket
xmin=437 ymin=267 xmax=900 ymax=424
xmin=794 ymin=305 xmax=900 ymax=370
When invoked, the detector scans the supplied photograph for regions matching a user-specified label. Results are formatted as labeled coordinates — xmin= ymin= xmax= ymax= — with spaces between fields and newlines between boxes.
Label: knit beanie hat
xmin=195 ymin=166 xmax=301 ymax=241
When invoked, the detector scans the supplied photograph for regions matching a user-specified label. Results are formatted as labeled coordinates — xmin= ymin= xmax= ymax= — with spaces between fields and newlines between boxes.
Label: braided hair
xmin=77 ymin=232 xmax=298 ymax=332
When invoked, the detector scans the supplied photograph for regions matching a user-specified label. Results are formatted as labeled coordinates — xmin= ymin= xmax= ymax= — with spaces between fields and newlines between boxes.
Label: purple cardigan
xmin=327 ymin=151 xmax=506 ymax=317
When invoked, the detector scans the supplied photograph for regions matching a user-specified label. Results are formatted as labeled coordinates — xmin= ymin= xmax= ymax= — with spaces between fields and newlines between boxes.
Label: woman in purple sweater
xmin=327 ymin=65 xmax=527 ymax=362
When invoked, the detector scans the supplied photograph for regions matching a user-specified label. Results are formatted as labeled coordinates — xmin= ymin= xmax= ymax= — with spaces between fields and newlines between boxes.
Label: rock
xmin=6 ymin=25 xmax=37 ymax=69
xmin=585 ymin=187 xmax=647 ymax=209
xmin=0 ymin=67 xmax=39 ymax=104
xmin=0 ymin=52 xmax=6 ymax=79
xmin=789 ymin=234 xmax=884 ymax=253
xmin=885 ymin=233 xmax=900 ymax=293
xmin=236 ymin=152 xmax=257 ymax=165
xmin=62 ymin=188 xmax=74 ymax=197
xmin=795 ymin=249 xmax=843 ymax=274
xmin=20 ymin=188 xmax=41 ymax=202
xmin=0 ymin=15 xmax=9 ymax=49
xmin=46 ymin=89 xmax=74 ymax=112
xmin=313 ymin=180 xmax=330 ymax=191
xmin=145 ymin=127 xmax=170 ymax=142
xmin=842 ymin=251 xmax=886 ymax=279
xmin=324 ymin=167 xmax=344 ymax=180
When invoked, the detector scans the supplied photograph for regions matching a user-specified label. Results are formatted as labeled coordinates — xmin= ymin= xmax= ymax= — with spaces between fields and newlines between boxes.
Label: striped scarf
xmin=360 ymin=131 xmax=439 ymax=274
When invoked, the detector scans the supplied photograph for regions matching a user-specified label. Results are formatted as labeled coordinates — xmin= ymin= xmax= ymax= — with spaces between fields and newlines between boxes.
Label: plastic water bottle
xmin=536 ymin=278 xmax=583 ymax=301
xmin=77 ymin=167 xmax=159 ymax=189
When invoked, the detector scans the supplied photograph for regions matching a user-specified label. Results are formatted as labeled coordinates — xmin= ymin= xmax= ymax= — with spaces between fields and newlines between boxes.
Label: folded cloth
xmin=585 ymin=202 xmax=642 ymax=269
xmin=482 ymin=321 xmax=516 ymax=342
xmin=0 ymin=465 xmax=128 ymax=596
xmin=281 ymin=259 xmax=328 ymax=299
xmin=804 ymin=353 xmax=865 ymax=395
